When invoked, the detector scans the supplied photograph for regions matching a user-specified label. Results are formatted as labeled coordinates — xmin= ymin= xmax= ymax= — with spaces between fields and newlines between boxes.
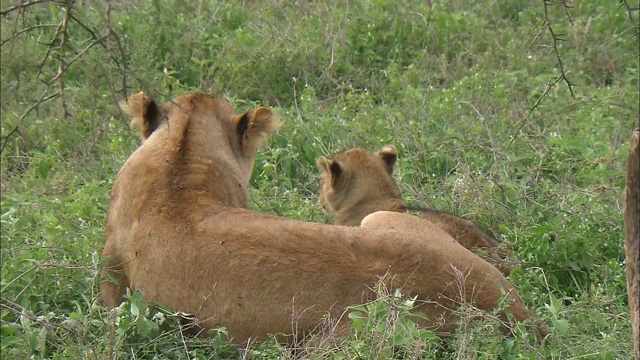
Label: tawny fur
xmin=101 ymin=93 xmax=546 ymax=344
xmin=316 ymin=146 xmax=515 ymax=276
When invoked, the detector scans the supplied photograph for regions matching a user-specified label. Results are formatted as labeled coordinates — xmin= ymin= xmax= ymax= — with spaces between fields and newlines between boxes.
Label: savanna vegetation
xmin=1 ymin=0 xmax=638 ymax=358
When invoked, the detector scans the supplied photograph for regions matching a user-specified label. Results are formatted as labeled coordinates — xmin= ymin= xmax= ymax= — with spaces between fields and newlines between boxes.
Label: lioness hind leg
xmin=419 ymin=210 xmax=500 ymax=248
xmin=419 ymin=210 xmax=516 ymax=276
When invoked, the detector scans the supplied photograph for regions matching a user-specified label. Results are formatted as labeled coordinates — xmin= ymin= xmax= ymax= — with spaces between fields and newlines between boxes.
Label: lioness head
xmin=117 ymin=92 xmax=281 ymax=207
xmin=316 ymin=145 xmax=403 ymax=225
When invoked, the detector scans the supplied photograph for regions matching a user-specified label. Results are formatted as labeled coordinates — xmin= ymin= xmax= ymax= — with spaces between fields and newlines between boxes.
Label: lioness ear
xmin=377 ymin=145 xmax=397 ymax=175
xmin=236 ymin=107 xmax=282 ymax=156
xmin=119 ymin=92 xmax=163 ymax=140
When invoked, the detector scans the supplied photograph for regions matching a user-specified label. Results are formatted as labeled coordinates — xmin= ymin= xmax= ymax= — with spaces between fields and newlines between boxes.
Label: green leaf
xmin=553 ymin=319 xmax=569 ymax=336
xmin=37 ymin=326 xmax=47 ymax=357
xmin=548 ymin=293 xmax=563 ymax=316
xmin=130 ymin=301 xmax=140 ymax=318
xmin=38 ymin=160 xmax=53 ymax=179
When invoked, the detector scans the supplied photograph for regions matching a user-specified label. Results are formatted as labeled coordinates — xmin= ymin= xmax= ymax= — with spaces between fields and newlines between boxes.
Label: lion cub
xmin=316 ymin=145 xmax=515 ymax=275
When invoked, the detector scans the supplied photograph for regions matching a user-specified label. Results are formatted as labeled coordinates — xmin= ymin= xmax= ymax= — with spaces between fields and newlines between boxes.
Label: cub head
xmin=316 ymin=145 xmax=400 ymax=217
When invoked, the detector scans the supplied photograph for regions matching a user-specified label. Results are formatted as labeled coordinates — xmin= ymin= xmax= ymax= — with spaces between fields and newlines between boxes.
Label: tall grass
xmin=1 ymin=0 xmax=637 ymax=358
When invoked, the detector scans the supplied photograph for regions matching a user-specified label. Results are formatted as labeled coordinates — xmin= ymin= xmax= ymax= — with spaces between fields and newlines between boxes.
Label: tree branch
xmin=0 ymin=0 xmax=49 ymax=16
xmin=510 ymin=1 xmax=577 ymax=148
xmin=508 ymin=76 xmax=563 ymax=150
xmin=0 ymin=92 xmax=60 ymax=154
xmin=0 ymin=24 xmax=58 ymax=47
xmin=56 ymin=0 xmax=72 ymax=118
xmin=543 ymin=0 xmax=575 ymax=99
xmin=621 ymin=0 xmax=640 ymax=46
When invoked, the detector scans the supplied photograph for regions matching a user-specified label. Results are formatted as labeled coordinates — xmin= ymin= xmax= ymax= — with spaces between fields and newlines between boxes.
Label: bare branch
xmin=68 ymin=12 xmax=99 ymax=39
xmin=105 ymin=0 xmax=129 ymax=119
xmin=0 ymin=92 xmax=60 ymax=154
xmin=508 ymin=76 xmax=563 ymax=150
xmin=526 ymin=19 xmax=547 ymax=52
xmin=510 ymin=1 xmax=578 ymax=148
xmin=0 ymin=24 xmax=58 ymax=47
xmin=0 ymin=0 xmax=49 ymax=16
xmin=36 ymin=14 xmax=66 ymax=79
xmin=55 ymin=34 xmax=109 ymax=79
xmin=621 ymin=0 xmax=640 ymax=45
xmin=543 ymin=0 xmax=575 ymax=99
xmin=56 ymin=0 xmax=72 ymax=118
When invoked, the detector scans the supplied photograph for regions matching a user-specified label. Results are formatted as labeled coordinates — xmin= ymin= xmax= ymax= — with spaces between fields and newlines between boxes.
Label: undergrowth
xmin=1 ymin=0 xmax=637 ymax=358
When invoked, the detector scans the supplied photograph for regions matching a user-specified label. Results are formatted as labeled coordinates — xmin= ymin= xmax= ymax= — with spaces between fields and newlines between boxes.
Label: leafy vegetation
xmin=1 ymin=0 xmax=637 ymax=358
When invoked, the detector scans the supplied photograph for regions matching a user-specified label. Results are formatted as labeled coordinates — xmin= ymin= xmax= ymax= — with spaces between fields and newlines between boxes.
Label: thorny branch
xmin=543 ymin=0 xmax=575 ymax=99
xmin=0 ymin=24 xmax=58 ymax=46
xmin=0 ymin=92 xmax=60 ymax=154
xmin=621 ymin=0 xmax=640 ymax=48
xmin=510 ymin=0 xmax=576 ymax=148
xmin=57 ymin=0 xmax=72 ymax=118
xmin=0 ymin=0 xmax=130 ymax=154
xmin=508 ymin=76 xmax=563 ymax=150
xmin=0 ymin=0 xmax=49 ymax=16
xmin=105 ymin=0 xmax=129 ymax=104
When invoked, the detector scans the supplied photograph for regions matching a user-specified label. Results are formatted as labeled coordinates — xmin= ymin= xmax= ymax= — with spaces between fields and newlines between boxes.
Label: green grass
xmin=1 ymin=0 xmax=637 ymax=358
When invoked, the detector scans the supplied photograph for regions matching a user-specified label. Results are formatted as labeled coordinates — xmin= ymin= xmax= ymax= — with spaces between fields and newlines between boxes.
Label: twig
xmin=0 ymin=24 xmax=58 ymax=47
xmin=461 ymin=101 xmax=498 ymax=166
xmin=36 ymin=14 xmax=66 ymax=80
xmin=621 ymin=0 xmax=640 ymax=43
xmin=58 ymin=34 xmax=109 ymax=78
xmin=508 ymin=76 xmax=563 ymax=150
xmin=543 ymin=0 xmax=575 ymax=99
xmin=315 ymin=37 xmax=336 ymax=87
xmin=57 ymin=0 xmax=72 ymax=118
xmin=510 ymin=1 xmax=576 ymax=149
xmin=0 ymin=0 xmax=49 ymax=16
xmin=0 ymin=92 xmax=59 ymax=154
xmin=526 ymin=19 xmax=546 ymax=52
xmin=104 ymin=0 xmax=129 ymax=122
xmin=0 ymin=298 xmax=81 ymax=345
xmin=105 ymin=0 xmax=116 ymax=99
xmin=69 ymin=12 xmax=99 ymax=37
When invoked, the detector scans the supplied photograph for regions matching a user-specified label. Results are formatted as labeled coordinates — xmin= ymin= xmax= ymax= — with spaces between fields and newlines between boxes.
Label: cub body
xmin=317 ymin=146 xmax=514 ymax=275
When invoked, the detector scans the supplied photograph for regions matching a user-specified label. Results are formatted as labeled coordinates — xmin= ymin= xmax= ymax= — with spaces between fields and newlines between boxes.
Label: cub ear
xmin=119 ymin=92 xmax=163 ymax=140
xmin=316 ymin=156 xmax=342 ymax=186
xmin=235 ymin=107 xmax=282 ymax=156
xmin=377 ymin=145 xmax=397 ymax=175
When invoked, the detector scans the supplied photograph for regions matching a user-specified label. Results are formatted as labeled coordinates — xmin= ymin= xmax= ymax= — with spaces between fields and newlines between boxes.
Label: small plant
xmin=333 ymin=285 xmax=442 ymax=359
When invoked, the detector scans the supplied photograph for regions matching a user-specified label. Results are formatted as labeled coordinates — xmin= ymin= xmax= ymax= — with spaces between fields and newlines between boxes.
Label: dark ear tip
xmin=329 ymin=160 xmax=341 ymax=177
xmin=379 ymin=151 xmax=397 ymax=164
xmin=237 ymin=112 xmax=250 ymax=137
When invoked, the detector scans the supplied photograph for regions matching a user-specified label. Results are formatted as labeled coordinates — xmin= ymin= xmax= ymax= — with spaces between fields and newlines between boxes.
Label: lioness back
xmin=102 ymin=92 xmax=545 ymax=344
xmin=316 ymin=145 xmax=515 ymax=275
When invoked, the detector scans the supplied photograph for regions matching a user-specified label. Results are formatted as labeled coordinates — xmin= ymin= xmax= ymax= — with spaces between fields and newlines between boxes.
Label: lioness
xmin=316 ymin=146 xmax=515 ymax=276
xmin=101 ymin=92 xmax=546 ymax=344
